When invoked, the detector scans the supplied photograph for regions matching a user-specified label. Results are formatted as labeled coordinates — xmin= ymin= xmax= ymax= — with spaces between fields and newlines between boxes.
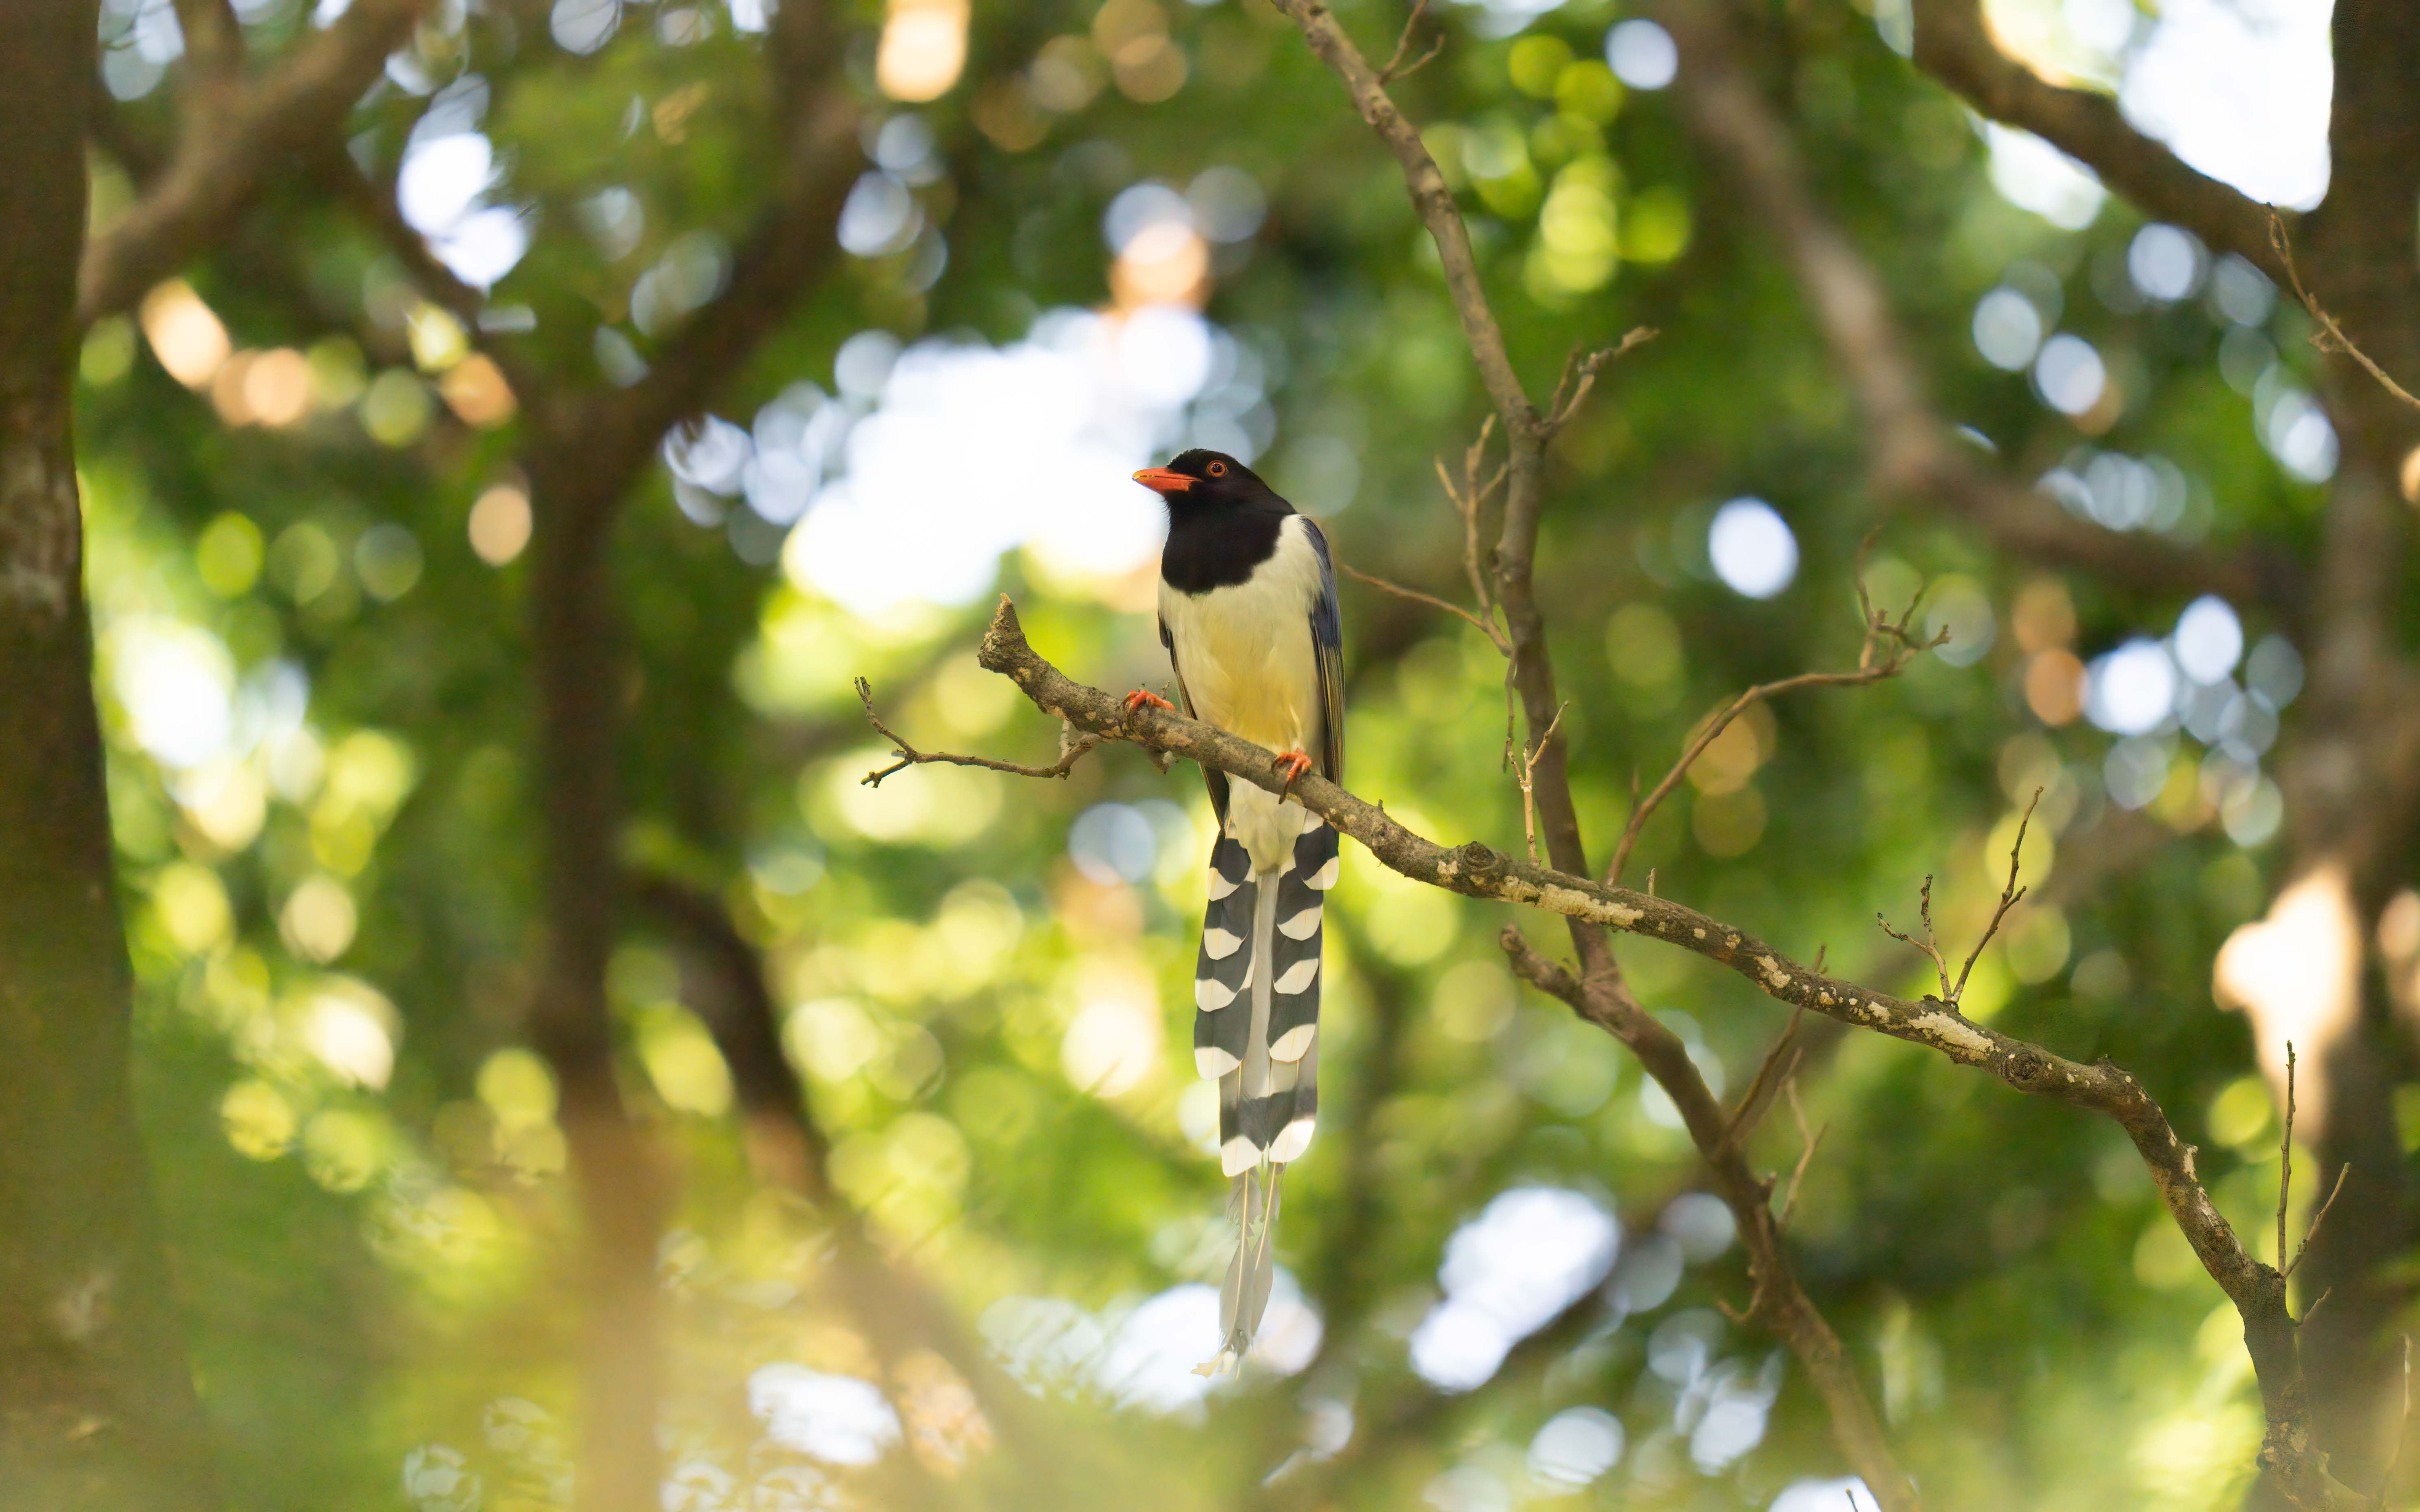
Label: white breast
xmin=1161 ymin=516 xmax=1327 ymax=872
xmin=1159 ymin=515 xmax=1325 ymax=755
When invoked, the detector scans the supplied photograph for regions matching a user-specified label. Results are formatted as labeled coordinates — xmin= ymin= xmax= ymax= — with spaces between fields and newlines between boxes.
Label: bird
xmin=1129 ymin=448 xmax=1345 ymax=1374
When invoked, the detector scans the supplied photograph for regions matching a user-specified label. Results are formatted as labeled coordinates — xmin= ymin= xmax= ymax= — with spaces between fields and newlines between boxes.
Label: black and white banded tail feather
xmin=1192 ymin=815 xmax=1340 ymax=1373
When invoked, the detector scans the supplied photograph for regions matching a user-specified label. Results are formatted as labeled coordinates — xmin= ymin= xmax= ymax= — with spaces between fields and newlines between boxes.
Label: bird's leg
xmin=1272 ymin=748 xmax=1313 ymax=791
xmin=1122 ymin=688 xmax=1175 ymax=713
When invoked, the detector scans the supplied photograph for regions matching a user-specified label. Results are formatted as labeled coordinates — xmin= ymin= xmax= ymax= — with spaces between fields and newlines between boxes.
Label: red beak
xmin=1132 ymin=466 xmax=1194 ymax=494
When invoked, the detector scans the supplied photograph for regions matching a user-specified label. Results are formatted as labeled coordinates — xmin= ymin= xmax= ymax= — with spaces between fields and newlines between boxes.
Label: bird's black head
xmin=1132 ymin=450 xmax=1286 ymax=514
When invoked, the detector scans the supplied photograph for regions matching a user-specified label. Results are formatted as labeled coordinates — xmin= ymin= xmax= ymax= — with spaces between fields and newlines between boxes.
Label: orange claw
xmin=1123 ymin=688 xmax=1175 ymax=713
xmin=1272 ymin=748 xmax=1313 ymax=789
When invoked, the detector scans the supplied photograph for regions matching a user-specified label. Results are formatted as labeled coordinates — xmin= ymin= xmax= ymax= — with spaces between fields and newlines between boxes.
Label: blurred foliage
xmin=74 ymin=0 xmax=2344 ymax=1507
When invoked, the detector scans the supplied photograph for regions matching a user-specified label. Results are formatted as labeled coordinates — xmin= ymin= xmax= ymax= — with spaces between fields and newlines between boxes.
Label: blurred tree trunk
xmin=2285 ymin=0 xmax=2420 ymax=1479
xmin=0 ymin=4 xmax=219 ymax=1506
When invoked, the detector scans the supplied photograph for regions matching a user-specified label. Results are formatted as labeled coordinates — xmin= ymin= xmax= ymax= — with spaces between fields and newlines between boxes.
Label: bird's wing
xmin=1300 ymin=518 xmax=1346 ymax=784
xmin=1161 ymin=613 xmax=1230 ymax=825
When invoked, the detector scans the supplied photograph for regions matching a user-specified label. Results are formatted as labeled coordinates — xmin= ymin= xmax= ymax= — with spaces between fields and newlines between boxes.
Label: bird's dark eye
xmin=1206 ymin=460 xmax=1227 ymax=477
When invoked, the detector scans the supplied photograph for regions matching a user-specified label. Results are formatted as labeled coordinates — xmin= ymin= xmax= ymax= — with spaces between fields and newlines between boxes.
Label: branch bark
xmin=1 ymin=3 xmax=220 ymax=1505
xmin=79 ymin=0 xmax=429 ymax=326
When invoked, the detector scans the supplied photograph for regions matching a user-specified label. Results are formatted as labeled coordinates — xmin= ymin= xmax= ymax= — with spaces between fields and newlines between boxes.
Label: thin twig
xmin=1605 ymin=573 xmax=1939 ymax=887
xmin=2270 ymin=210 xmax=2420 ymax=414
xmin=1336 ymin=560 xmax=1500 ymax=641
xmin=1778 ymin=1078 xmax=1828 ymax=1229
xmin=1514 ymin=702 xmax=1570 ymax=864
xmin=1876 ymin=876 xmax=1955 ymax=1004
xmin=1374 ymin=0 xmax=1443 ymax=84
xmin=2285 ymin=1165 xmax=2348 ymax=1281
xmin=1429 ymin=418 xmax=1512 ymax=655
xmin=2278 ymin=1041 xmax=2297 ymax=1274
xmin=856 ymin=677 xmax=1104 ymax=787
xmin=1951 ymin=787 xmax=2042 ymax=1003
xmin=1543 ymin=326 xmax=1658 ymax=432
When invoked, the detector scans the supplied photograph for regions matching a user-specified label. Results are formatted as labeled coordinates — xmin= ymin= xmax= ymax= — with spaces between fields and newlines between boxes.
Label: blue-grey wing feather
xmin=1299 ymin=519 xmax=1346 ymax=784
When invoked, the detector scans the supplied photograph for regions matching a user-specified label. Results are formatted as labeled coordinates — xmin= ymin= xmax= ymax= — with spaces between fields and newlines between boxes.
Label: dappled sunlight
xmin=2214 ymin=864 xmax=2363 ymax=1128
xmin=29 ymin=0 xmax=2384 ymax=1504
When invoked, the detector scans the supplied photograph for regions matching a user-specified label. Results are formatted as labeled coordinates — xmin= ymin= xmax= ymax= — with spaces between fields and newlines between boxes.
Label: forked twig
xmin=1876 ymin=875 xmax=1955 ymax=1004
xmin=2274 ymin=1040 xmax=2350 ymax=1286
xmin=1544 ymin=326 xmax=1658 ymax=432
xmin=2269 ymin=210 xmax=2420 ymax=414
xmin=1952 ymin=787 xmax=2042 ymax=1004
xmin=1605 ymin=552 xmax=1941 ymax=887
xmin=1512 ymin=701 xmax=1571 ymax=863
xmin=1874 ymin=787 xmax=2040 ymax=1010
xmin=1374 ymin=0 xmax=1442 ymax=84
xmin=2286 ymin=1166 xmax=2348 ymax=1282
xmin=856 ymin=677 xmax=1105 ymax=787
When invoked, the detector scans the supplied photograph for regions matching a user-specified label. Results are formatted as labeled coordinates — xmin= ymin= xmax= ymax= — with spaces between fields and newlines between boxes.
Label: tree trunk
xmin=2288 ymin=0 xmax=2420 ymax=1479
xmin=0 ymin=3 xmax=219 ymax=1506
xmin=526 ymin=460 xmax=668 ymax=1512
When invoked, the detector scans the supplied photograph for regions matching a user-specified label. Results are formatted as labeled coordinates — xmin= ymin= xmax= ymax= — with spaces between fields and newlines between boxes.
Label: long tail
xmin=1192 ymin=816 xmax=1338 ymax=1371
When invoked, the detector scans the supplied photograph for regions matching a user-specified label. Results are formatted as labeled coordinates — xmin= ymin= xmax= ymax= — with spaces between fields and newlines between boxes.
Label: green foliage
xmin=73 ymin=0 xmax=2328 ymax=1506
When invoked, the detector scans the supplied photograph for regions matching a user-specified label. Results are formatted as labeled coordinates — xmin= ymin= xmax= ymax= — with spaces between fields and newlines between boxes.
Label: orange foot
xmin=1123 ymin=688 xmax=1175 ymax=714
xmin=1272 ymin=747 xmax=1314 ymax=790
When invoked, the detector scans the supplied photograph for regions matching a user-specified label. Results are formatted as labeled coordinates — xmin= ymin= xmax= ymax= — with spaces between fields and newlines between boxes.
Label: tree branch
xmin=1498 ymin=931 xmax=1908 ymax=1504
xmin=537 ymin=0 xmax=859 ymax=529
xmin=1256 ymin=5 xmax=1911 ymax=1498
xmin=1907 ymin=0 xmax=2284 ymax=279
xmin=79 ymin=0 xmax=429 ymax=325
xmin=512 ymin=7 xmax=856 ymax=1503
xmin=1657 ymin=0 xmax=2289 ymax=611
xmin=856 ymin=677 xmax=1104 ymax=787
xmin=317 ymin=150 xmax=549 ymax=407
xmin=960 ymin=593 xmax=2361 ymax=1509
xmin=1267 ymin=0 xmax=1645 ymax=987
xmin=2268 ymin=212 xmax=2420 ymax=414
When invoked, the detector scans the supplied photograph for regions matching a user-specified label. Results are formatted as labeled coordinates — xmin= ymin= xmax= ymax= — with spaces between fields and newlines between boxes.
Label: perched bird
xmin=1130 ymin=449 xmax=1345 ymax=1373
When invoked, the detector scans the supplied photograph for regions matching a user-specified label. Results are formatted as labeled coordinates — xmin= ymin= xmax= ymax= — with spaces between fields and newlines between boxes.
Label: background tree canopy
xmin=4 ymin=0 xmax=2416 ymax=1508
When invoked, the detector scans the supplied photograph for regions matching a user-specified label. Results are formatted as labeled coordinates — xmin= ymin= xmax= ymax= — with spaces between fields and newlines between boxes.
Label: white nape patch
xmin=1269 ymin=1024 xmax=1315 ymax=1062
xmin=1269 ymin=1116 xmax=1315 ymax=1163
xmin=1206 ymin=869 xmax=1240 ymax=901
xmin=1273 ymin=959 xmax=1320 ymax=995
xmin=1221 ymin=1135 xmax=1262 ymax=1177
xmin=1203 ymin=928 xmax=1245 ymax=959
xmin=1277 ymin=907 xmax=1321 ymax=941
xmin=1196 ymin=977 xmax=1237 ymax=1011
xmin=1303 ymin=857 xmax=1341 ymax=891
xmin=1197 ymin=1046 xmax=1240 ymax=1079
